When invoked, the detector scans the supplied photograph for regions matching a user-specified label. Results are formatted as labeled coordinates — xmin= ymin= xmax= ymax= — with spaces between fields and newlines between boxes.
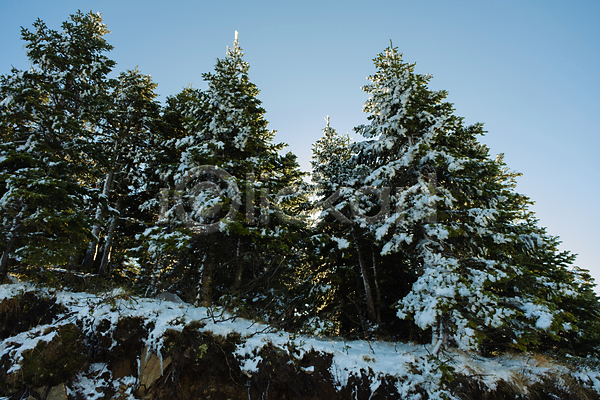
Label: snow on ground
xmin=1 ymin=281 xmax=599 ymax=398
xmin=0 ymin=322 xmax=59 ymax=374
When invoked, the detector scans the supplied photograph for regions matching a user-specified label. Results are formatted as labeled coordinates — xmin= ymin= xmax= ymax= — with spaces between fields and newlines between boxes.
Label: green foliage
xmin=0 ymin=11 xmax=116 ymax=277
xmin=335 ymin=43 xmax=600 ymax=355
xmin=137 ymin=33 xmax=308 ymax=319
xmin=0 ymin=10 xmax=598 ymax=362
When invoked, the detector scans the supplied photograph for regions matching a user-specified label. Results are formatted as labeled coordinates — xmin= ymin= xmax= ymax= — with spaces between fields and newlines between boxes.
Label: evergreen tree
xmin=309 ymin=117 xmax=379 ymax=333
xmin=304 ymin=118 xmax=357 ymax=334
xmin=0 ymin=11 xmax=114 ymax=280
xmin=82 ymin=68 xmax=160 ymax=277
xmin=311 ymin=117 xmax=353 ymax=198
xmin=141 ymin=33 xmax=307 ymax=314
xmin=308 ymin=117 xmax=418 ymax=336
xmin=349 ymin=44 xmax=600 ymax=353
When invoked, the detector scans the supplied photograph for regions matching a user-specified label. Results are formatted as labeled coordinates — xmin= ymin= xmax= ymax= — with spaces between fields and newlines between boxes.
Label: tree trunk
xmin=232 ymin=238 xmax=243 ymax=292
xmin=83 ymin=171 xmax=115 ymax=271
xmin=98 ymin=196 xmax=122 ymax=277
xmin=371 ymin=246 xmax=381 ymax=324
xmin=0 ymin=230 xmax=17 ymax=283
xmin=351 ymin=225 xmax=377 ymax=324
xmin=431 ymin=320 xmax=446 ymax=356
xmin=0 ymin=247 xmax=12 ymax=283
xmin=200 ymin=253 xmax=215 ymax=307
xmin=245 ymin=173 xmax=255 ymax=224
xmin=0 ymin=203 xmax=25 ymax=282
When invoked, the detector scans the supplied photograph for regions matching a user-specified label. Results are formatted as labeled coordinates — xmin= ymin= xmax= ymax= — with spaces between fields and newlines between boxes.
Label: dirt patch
xmin=0 ymin=291 xmax=65 ymax=339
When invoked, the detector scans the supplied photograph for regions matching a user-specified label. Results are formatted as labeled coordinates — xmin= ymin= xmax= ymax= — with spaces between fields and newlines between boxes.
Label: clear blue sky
xmin=1 ymin=1 xmax=599 ymax=289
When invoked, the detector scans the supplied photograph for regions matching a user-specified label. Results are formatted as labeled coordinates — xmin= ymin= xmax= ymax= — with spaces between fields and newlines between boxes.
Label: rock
xmin=114 ymin=378 xmax=138 ymax=400
xmin=155 ymin=292 xmax=185 ymax=304
xmin=34 ymin=383 xmax=68 ymax=400
xmin=138 ymin=346 xmax=172 ymax=393
xmin=46 ymin=384 xmax=68 ymax=400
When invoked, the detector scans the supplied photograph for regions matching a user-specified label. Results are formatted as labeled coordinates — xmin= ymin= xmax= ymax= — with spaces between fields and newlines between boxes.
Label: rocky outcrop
xmin=137 ymin=346 xmax=172 ymax=396
xmin=1 ymin=288 xmax=599 ymax=400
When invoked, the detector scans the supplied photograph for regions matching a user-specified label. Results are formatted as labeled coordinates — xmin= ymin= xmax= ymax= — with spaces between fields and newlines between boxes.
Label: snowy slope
xmin=1 ymin=281 xmax=599 ymax=400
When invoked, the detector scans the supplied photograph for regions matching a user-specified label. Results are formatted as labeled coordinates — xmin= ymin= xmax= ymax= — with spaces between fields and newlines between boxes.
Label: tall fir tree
xmin=141 ymin=33 xmax=307 ymax=315
xmin=308 ymin=117 xmax=417 ymax=336
xmin=304 ymin=117 xmax=357 ymax=334
xmin=0 ymin=11 xmax=114 ymax=280
xmin=82 ymin=68 xmax=160 ymax=277
xmin=308 ymin=117 xmax=378 ymax=333
xmin=347 ymin=43 xmax=600 ymax=353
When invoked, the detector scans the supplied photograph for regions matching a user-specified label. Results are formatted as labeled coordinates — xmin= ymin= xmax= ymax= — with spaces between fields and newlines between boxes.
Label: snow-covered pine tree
xmin=351 ymin=43 xmax=600 ymax=354
xmin=303 ymin=118 xmax=358 ymax=333
xmin=81 ymin=68 xmax=161 ymax=277
xmin=308 ymin=117 xmax=378 ymax=331
xmin=0 ymin=12 xmax=114 ymax=280
xmin=141 ymin=33 xmax=306 ymax=312
xmin=311 ymin=117 xmax=353 ymax=198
